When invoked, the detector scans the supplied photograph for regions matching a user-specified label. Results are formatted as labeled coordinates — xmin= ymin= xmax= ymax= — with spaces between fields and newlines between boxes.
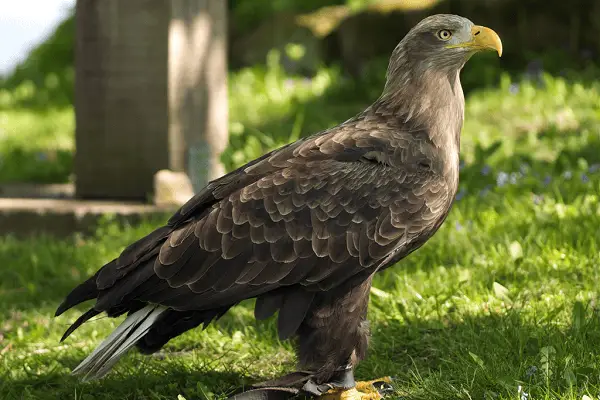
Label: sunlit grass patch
xmin=1 ymin=168 xmax=600 ymax=399
xmin=1 ymin=58 xmax=600 ymax=398
xmin=0 ymin=108 xmax=73 ymax=183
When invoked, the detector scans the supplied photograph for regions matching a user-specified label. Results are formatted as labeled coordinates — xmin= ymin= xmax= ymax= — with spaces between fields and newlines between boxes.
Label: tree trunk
xmin=74 ymin=0 xmax=228 ymax=200
xmin=169 ymin=0 xmax=228 ymax=192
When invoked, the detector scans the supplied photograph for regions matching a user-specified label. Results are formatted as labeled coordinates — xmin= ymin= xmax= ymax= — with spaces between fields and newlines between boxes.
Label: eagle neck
xmin=370 ymin=62 xmax=464 ymax=190
xmin=376 ymin=62 xmax=464 ymax=149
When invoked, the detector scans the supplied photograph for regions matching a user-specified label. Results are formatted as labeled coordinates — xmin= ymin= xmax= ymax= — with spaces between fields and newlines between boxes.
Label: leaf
xmin=290 ymin=108 xmax=305 ymax=142
xmin=469 ymin=351 xmax=485 ymax=369
xmin=508 ymin=241 xmax=523 ymax=260
xmin=178 ymin=395 xmax=187 ymax=400
xmin=370 ymin=287 xmax=391 ymax=299
xmin=483 ymin=140 xmax=502 ymax=158
xmin=284 ymin=43 xmax=306 ymax=61
xmin=572 ymin=301 xmax=585 ymax=333
xmin=540 ymin=346 xmax=556 ymax=379
xmin=493 ymin=282 xmax=512 ymax=303
xmin=563 ymin=367 xmax=576 ymax=386
xmin=539 ymin=304 xmax=565 ymax=324
xmin=561 ymin=354 xmax=577 ymax=386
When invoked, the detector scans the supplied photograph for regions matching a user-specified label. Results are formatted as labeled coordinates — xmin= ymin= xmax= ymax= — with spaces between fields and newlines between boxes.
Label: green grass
xmin=0 ymin=107 xmax=73 ymax=183
xmin=1 ymin=156 xmax=600 ymax=399
xmin=2 ymin=60 xmax=600 ymax=399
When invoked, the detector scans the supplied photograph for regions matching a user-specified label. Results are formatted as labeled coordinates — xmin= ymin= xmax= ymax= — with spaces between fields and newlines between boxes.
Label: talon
xmin=355 ymin=377 xmax=392 ymax=392
xmin=321 ymin=377 xmax=393 ymax=400
xmin=321 ymin=387 xmax=382 ymax=400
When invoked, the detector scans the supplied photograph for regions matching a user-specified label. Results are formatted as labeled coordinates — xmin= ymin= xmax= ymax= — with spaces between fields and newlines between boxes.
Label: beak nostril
xmin=474 ymin=30 xmax=481 ymax=36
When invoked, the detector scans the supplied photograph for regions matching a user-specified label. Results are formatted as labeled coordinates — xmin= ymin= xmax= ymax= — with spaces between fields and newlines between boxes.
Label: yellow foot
xmin=320 ymin=387 xmax=381 ymax=400
xmin=355 ymin=377 xmax=392 ymax=392
xmin=321 ymin=377 xmax=392 ymax=400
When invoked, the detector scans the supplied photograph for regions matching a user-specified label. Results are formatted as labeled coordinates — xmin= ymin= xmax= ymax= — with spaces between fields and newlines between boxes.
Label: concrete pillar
xmin=74 ymin=0 xmax=228 ymax=200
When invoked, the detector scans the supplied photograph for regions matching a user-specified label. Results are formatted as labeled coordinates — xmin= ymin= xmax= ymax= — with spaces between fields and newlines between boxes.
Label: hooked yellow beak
xmin=447 ymin=25 xmax=503 ymax=57
xmin=470 ymin=25 xmax=503 ymax=56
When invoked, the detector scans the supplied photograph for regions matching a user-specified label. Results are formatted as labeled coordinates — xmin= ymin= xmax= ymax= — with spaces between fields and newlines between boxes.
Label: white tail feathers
xmin=72 ymin=305 xmax=167 ymax=381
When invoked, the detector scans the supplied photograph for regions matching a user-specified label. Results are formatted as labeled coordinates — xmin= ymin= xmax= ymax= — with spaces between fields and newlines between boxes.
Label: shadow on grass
xmin=4 ymin=303 xmax=600 ymax=400
xmin=2 ymin=83 xmax=600 ymax=399
xmin=3 ymin=358 xmax=253 ymax=400
xmin=2 ymin=202 xmax=599 ymax=399
xmin=364 ymin=309 xmax=600 ymax=399
xmin=0 ymin=216 xmax=169 ymax=318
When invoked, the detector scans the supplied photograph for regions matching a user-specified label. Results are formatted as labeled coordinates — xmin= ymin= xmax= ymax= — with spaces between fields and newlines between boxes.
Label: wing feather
xmin=59 ymin=128 xmax=452 ymax=345
xmin=277 ymin=290 xmax=316 ymax=340
xmin=254 ymin=293 xmax=283 ymax=320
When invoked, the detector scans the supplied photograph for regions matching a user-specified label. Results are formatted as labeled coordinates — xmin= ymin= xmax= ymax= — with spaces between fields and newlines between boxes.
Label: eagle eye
xmin=437 ymin=29 xmax=452 ymax=41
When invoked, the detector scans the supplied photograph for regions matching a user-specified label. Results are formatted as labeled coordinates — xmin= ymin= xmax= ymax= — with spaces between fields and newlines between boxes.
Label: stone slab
xmin=0 ymin=183 xmax=75 ymax=199
xmin=0 ymin=197 xmax=176 ymax=237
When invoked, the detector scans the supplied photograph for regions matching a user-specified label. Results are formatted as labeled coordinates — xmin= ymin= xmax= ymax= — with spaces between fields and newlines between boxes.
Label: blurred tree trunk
xmin=74 ymin=0 xmax=228 ymax=200
xmin=169 ymin=0 xmax=228 ymax=192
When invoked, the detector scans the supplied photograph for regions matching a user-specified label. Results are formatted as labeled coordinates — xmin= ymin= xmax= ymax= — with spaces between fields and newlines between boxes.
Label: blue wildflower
xmin=35 ymin=152 xmax=48 ymax=162
xmin=455 ymin=221 xmax=463 ymax=231
xmin=543 ymin=175 xmax=552 ymax=186
xmin=563 ymin=170 xmax=573 ymax=180
xmin=481 ymin=165 xmax=491 ymax=176
xmin=509 ymin=83 xmax=519 ymax=94
xmin=497 ymin=172 xmax=509 ymax=187
xmin=525 ymin=365 xmax=538 ymax=378
xmin=455 ymin=188 xmax=467 ymax=201
xmin=581 ymin=174 xmax=589 ymax=183
xmin=589 ymin=164 xmax=600 ymax=173
xmin=519 ymin=163 xmax=529 ymax=175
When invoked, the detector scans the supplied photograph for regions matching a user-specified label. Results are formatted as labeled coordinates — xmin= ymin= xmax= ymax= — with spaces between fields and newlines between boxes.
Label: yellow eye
xmin=437 ymin=29 xmax=452 ymax=41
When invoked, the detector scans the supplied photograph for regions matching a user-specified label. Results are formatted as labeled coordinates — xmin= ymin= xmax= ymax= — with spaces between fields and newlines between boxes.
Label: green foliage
xmin=4 ymin=1 xmax=600 ymax=113
xmin=1 ymin=4 xmax=600 ymax=399
xmin=2 ymin=46 xmax=600 ymax=186
xmin=0 ymin=13 xmax=75 ymax=109
xmin=1 ymin=52 xmax=600 ymax=398
xmin=0 ymin=109 xmax=73 ymax=183
xmin=224 ymin=49 xmax=344 ymax=171
xmin=1 ymin=112 xmax=600 ymax=398
xmin=230 ymin=0 xmax=377 ymax=32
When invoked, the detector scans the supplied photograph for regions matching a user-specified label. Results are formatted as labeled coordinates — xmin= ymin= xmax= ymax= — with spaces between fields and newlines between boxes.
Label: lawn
xmin=1 ymin=61 xmax=600 ymax=399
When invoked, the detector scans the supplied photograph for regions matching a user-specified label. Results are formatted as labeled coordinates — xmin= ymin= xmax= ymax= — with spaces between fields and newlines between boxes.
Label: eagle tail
xmin=72 ymin=304 xmax=167 ymax=381
xmin=55 ymin=268 xmax=104 ymax=317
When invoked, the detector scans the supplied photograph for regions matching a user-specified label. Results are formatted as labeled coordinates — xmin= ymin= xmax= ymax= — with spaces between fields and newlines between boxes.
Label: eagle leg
xmin=294 ymin=277 xmax=394 ymax=398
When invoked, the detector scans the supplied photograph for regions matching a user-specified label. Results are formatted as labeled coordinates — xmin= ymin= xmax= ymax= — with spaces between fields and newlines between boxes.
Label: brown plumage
xmin=56 ymin=14 xmax=502 ymax=388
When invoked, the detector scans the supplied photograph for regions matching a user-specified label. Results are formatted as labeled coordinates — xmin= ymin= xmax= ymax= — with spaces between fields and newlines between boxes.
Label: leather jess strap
xmin=226 ymin=386 xmax=303 ymax=400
